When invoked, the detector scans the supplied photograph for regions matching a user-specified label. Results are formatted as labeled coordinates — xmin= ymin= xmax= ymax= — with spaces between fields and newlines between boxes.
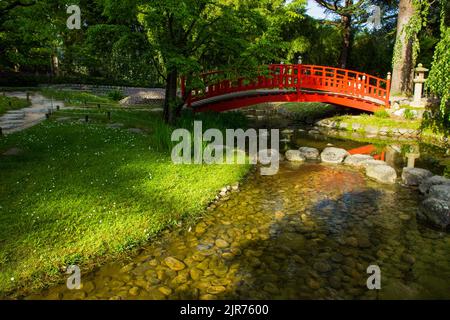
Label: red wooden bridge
xmin=182 ymin=64 xmax=391 ymax=113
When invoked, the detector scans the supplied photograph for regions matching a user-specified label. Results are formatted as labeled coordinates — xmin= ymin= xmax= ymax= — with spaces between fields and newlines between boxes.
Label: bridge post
xmin=386 ymin=72 xmax=391 ymax=107
xmin=180 ymin=76 xmax=186 ymax=98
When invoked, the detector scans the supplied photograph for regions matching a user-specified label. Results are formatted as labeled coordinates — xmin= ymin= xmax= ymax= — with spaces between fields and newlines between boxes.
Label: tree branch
xmin=0 ymin=0 xmax=35 ymax=14
xmin=314 ymin=0 xmax=339 ymax=12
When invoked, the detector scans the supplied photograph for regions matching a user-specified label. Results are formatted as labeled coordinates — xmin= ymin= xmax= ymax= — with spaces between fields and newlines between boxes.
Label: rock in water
xmin=285 ymin=150 xmax=306 ymax=162
xmin=128 ymin=128 xmax=144 ymax=134
xmin=320 ymin=147 xmax=349 ymax=164
xmin=298 ymin=147 xmax=320 ymax=160
xmin=366 ymin=164 xmax=397 ymax=184
xmin=215 ymin=239 xmax=229 ymax=248
xmin=401 ymin=167 xmax=433 ymax=186
xmin=428 ymin=184 xmax=450 ymax=202
xmin=2 ymin=147 xmax=23 ymax=156
xmin=344 ymin=154 xmax=373 ymax=167
xmin=419 ymin=175 xmax=450 ymax=194
xmin=360 ymin=159 xmax=386 ymax=169
xmin=418 ymin=197 xmax=450 ymax=230
xmin=164 ymin=257 xmax=186 ymax=271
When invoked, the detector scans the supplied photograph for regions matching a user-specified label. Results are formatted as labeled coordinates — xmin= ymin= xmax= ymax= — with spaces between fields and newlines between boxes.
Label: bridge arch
xmin=182 ymin=64 xmax=391 ymax=113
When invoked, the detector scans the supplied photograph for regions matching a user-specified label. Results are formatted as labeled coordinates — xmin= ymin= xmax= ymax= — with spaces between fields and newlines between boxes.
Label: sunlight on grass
xmin=0 ymin=110 xmax=250 ymax=295
xmin=40 ymin=88 xmax=115 ymax=106
xmin=332 ymin=114 xmax=421 ymax=130
xmin=0 ymin=96 xmax=31 ymax=116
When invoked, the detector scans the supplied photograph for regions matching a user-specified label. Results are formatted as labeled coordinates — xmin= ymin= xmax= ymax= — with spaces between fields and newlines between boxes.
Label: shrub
xmin=374 ymin=109 xmax=390 ymax=118
xmin=107 ymin=90 xmax=125 ymax=101
xmin=404 ymin=108 xmax=416 ymax=120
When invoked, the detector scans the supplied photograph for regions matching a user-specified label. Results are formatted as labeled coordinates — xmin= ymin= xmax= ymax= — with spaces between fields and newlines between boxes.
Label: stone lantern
xmin=412 ymin=63 xmax=428 ymax=107
xmin=405 ymin=145 xmax=421 ymax=168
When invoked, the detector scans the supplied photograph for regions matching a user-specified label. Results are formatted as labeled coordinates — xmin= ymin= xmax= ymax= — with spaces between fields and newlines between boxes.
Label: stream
xmin=26 ymin=126 xmax=450 ymax=300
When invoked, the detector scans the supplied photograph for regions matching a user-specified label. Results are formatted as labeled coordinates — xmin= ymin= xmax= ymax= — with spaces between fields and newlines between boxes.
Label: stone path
xmin=0 ymin=92 xmax=66 ymax=135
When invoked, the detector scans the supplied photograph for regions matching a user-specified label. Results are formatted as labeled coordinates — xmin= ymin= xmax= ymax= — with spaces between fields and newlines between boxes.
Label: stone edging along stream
xmin=282 ymin=146 xmax=450 ymax=231
xmin=210 ymin=146 xmax=449 ymax=231
xmin=315 ymin=118 xmax=449 ymax=148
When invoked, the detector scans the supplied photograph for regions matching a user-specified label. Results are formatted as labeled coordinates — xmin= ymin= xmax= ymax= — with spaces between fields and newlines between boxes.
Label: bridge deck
xmin=184 ymin=64 xmax=391 ymax=113
xmin=191 ymin=88 xmax=385 ymax=108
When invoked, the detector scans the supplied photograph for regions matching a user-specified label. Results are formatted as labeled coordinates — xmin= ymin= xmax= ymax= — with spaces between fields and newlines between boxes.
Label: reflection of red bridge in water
xmin=348 ymin=145 xmax=385 ymax=161
xmin=183 ymin=64 xmax=391 ymax=113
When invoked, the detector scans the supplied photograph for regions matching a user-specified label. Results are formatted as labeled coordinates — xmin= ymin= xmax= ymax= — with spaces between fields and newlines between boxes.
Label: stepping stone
xmin=2 ymin=148 xmax=23 ymax=156
xmin=149 ymin=108 xmax=163 ymax=112
xmin=128 ymin=128 xmax=144 ymax=134
xmin=55 ymin=117 xmax=72 ymax=122
xmin=2 ymin=114 xmax=25 ymax=120
xmin=107 ymin=123 xmax=124 ymax=129
xmin=0 ymin=123 xmax=17 ymax=129
xmin=0 ymin=120 xmax=24 ymax=124
xmin=6 ymin=111 xmax=26 ymax=115
xmin=366 ymin=164 xmax=397 ymax=184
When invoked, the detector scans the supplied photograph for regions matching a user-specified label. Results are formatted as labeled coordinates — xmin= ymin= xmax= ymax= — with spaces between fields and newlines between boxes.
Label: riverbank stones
xmin=320 ymin=147 xmax=349 ymax=164
xmin=313 ymin=261 xmax=331 ymax=273
xmin=360 ymin=159 xmax=386 ymax=169
xmin=298 ymin=147 xmax=320 ymax=160
xmin=418 ymin=197 xmax=450 ymax=230
xmin=419 ymin=175 xmax=450 ymax=194
xmin=402 ymin=168 xmax=433 ymax=186
xmin=164 ymin=257 xmax=186 ymax=271
xmin=344 ymin=154 xmax=373 ymax=167
xmin=285 ymin=150 xmax=306 ymax=162
xmin=429 ymin=184 xmax=450 ymax=202
xmin=215 ymin=239 xmax=229 ymax=248
xmin=366 ymin=164 xmax=397 ymax=184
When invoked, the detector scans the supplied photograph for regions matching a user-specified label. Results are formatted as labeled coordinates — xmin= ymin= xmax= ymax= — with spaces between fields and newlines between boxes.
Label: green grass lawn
xmin=0 ymin=109 xmax=250 ymax=296
xmin=331 ymin=114 xmax=422 ymax=130
xmin=40 ymin=88 xmax=116 ymax=107
xmin=0 ymin=96 xmax=31 ymax=116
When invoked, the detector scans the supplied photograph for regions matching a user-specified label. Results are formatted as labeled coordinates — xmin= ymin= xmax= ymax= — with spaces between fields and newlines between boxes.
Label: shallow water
xmin=30 ymin=151 xmax=450 ymax=300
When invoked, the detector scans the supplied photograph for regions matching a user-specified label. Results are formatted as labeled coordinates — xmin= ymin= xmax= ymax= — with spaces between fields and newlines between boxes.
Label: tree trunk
xmin=391 ymin=0 xmax=416 ymax=95
xmin=163 ymin=68 xmax=178 ymax=124
xmin=51 ymin=54 xmax=60 ymax=76
xmin=339 ymin=14 xmax=352 ymax=69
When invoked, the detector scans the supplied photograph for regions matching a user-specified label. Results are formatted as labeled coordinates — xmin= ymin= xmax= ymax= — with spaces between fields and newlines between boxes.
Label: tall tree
xmin=137 ymin=0 xmax=304 ymax=123
xmin=314 ymin=0 xmax=366 ymax=68
xmin=390 ymin=0 xmax=415 ymax=95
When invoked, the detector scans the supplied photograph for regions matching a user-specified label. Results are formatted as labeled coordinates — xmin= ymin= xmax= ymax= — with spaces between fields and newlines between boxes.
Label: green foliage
xmin=403 ymin=108 xmax=416 ymax=120
xmin=331 ymin=114 xmax=421 ymax=130
xmin=40 ymin=89 xmax=113 ymax=106
xmin=427 ymin=0 xmax=450 ymax=129
xmin=0 ymin=95 xmax=31 ymax=116
xmin=0 ymin=109 xmax=250 ymax=294
xmin=350 ymin=30 xmax=394 ymax=77
xmin=374 ymin=109 xmax=390 ymax=119
xmin=107 ymin=90 xmax=125 ymax=102
xmin=280 ymin=14 xmax=341 ymax=66
xmin=404 ymin=0 xmax=431 ymax=63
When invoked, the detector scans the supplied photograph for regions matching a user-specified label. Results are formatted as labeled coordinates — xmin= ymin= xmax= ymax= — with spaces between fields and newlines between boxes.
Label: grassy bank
xmin=330 ymin=114 xmax=422 ymax=130
xmin=0 ymin=96 xmax=31 ymax=116
xmin=0 ymin=109 xmax=250 ymax=296
xmin=40 ymin=88 xmax=116 ymax=107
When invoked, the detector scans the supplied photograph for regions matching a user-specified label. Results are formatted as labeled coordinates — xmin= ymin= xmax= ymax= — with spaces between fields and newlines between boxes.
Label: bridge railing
xmin=184 ymin=64 xmax=391 ymax=107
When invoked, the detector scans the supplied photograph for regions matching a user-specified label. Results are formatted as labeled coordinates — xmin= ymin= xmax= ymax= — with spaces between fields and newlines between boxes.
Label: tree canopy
xmin=0 ymin=0 xmax=447 ymax=127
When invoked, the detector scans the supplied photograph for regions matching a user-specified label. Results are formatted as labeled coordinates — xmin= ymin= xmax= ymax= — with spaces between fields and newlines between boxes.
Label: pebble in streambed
xmin=33 ymin=163 xmax=450 ymax=300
